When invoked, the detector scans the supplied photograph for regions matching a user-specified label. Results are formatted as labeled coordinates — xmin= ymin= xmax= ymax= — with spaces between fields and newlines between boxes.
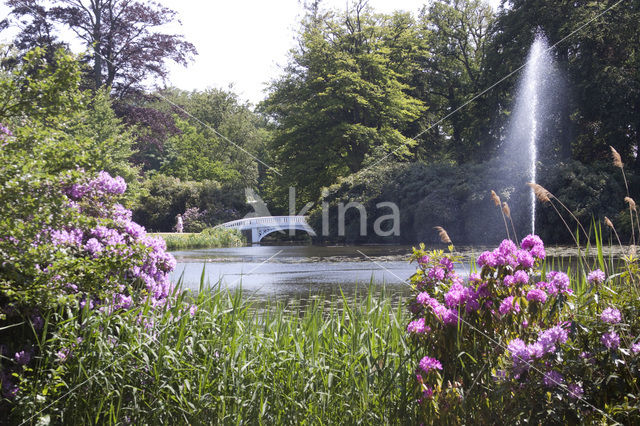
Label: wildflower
xmin=419 ymin=356 xmax=443 ymax=374
xmin=600 ymin=307 xmax=621 ymax=324
xmin=526 ymin=288 xmax=547 ymax=303
xmin=568 ymin=383 xmax=584 ymax=399
xmin=56 ymin=349 xmax=70 ymax=362
xmin=543 ymin=370 xmax=564 ymax=388
xmin=499 ymin=296 xmax=520 ymax=315
xmin=631 ymin=343 xmax=640 ymax=354
xmin=189 ymin=304 xmax=198 ymax=316
xmin=407 ymin=318 xmax=430 ymax=335
xmin=587 ymin=269 xmax=605 ymax=284
xmin=601 ymin=331 xmax=620 ymax=349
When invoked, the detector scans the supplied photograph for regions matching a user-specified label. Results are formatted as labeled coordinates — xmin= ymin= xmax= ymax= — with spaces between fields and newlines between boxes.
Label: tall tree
xmin=261 ymin=1 xmax=425 ymax=205
xmin=5 ymin=0 xmax=196 ymax=96
xmin=412 ymin=0 xmax=494 ymax=163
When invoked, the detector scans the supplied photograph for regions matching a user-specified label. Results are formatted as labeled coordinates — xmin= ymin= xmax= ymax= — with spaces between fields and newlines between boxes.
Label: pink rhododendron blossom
xmin=418 ymin=356 xmax=442 ymax=373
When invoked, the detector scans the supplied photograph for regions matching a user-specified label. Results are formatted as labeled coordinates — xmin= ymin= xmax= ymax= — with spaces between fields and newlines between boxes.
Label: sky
xmin=1 ymin=0 xmax=501 ymax=106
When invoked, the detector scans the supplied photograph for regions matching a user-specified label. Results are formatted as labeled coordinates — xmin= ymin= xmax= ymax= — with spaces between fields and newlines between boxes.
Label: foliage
xmin=133 ymin=174 xmax=248 ymax=232
xmin=153 ymin=227 xmax=244 ymax=251
xmin=0 ymin=48 xmax=139 ymax=196
xmin=310 ymin=159 xmax=637 ymax=245
xmin=9 ymin=284 xmax=415 ymax=424
xmin=260 ymin=1 xmax=425 ymax=205
xmin=5 ymin=0 xmax=197 ymax=95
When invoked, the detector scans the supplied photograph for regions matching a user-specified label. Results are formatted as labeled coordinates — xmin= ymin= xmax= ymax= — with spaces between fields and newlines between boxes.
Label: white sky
xmin=1 ymin=0 xmax=500 ymax=106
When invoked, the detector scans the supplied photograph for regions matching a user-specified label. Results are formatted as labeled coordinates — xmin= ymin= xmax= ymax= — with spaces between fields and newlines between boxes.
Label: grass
xmin=18 ymin=281 xmax=416 ymax=425
xmin=152 ymin=227 xmax=245 ymax=250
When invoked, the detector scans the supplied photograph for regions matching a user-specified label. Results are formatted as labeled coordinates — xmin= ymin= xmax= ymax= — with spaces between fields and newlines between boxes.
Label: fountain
xmin=503 ymin=34 xmax=558 ymax=234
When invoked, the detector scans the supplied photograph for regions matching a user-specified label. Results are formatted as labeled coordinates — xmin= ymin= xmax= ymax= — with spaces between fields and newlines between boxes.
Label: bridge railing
xmin=218 ymin=216 xmax=310 ymax=229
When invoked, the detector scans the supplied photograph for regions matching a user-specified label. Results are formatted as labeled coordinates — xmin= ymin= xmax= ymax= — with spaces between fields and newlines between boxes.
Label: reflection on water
xmin=170 ymin=243 xmax=625 ymax=301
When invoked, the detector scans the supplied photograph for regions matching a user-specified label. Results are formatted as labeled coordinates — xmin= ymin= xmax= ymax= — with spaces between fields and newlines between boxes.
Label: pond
xmin=170 ymin=244 xmax=479 ymax=300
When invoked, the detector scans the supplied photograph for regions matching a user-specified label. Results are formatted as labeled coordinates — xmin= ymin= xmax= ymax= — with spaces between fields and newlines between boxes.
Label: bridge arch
xmin=216 ymin=216 xmax=316 ymax=244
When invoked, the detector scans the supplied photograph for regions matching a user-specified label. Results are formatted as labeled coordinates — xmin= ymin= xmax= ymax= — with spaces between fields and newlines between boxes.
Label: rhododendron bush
xmin=0 ymin=124 xmax=176 ymax=402
xmin=407 ymin=236 xmax=640 ymax=423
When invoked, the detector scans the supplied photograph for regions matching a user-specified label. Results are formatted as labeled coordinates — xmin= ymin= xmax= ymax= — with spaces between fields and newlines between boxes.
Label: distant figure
xmin=175 ymin=214 xmax=184 ymax=233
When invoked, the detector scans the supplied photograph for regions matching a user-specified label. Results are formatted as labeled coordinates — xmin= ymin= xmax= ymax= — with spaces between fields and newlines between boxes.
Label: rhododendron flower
xmin=537 ymin=325 xmax=568 ymax=353
xmin=444 ymin=283 xmax=467 ymax=308
xmin=499 ymin=296 xmax=520 ymax=315
xmin=503 ymin=275 xmax=515 ymax=287
xmin=601 ymin=331 xmax=620 ymax=349
xmin=418 ymin=255 xmax=431 ymax=265
xmin=521 ymin=234 xmax=545 ymax=259
xmin=428 ymin=266 xmax=446 ymax=281
xmin=477 ymin=251 xmax=498 ymax=268
xmin=514 ymin=270 xmax=529 ymax=284
xmin=600 ymin=307 xmax=621 ymax=324
xmin=543 ymin=370 xmax=564 ymax=388
xmin=587 ymin=269 xmax=605 ymax=284
xmin=407 ymin=318 xmax=430 ymax=334
xmin=507 ymin=338 xmax=530 ymax=365
xmin=526 ymin=288 xmax=547 ymax=303
xmin=419 ymin=356 xmax=442 ymax=373
xmin=14 ymin=350 xmax=31 ymax=365
xmin=631 ymin=343 xmax=640 ymax=354
xmin=568 ymin=383 xmax=584 ymax=399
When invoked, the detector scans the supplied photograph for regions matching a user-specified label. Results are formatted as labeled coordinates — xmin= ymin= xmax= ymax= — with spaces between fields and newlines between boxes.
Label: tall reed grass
xmin=153 ymin=227 xmax=244 ymax=250
xmin=17 ymin=280 xmax=416 ymax=424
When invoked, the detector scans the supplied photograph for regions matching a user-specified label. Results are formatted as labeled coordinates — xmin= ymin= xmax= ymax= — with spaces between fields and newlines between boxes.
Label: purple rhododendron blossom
xmin=14 ymin=350 xmax=31 ymax=365
xmin=600 ymin=307 xmax=621 ymax=324
xmin=588 ymin=269 xmax=606 ymax=284
xmin=499 ymin=296 xmax=520 ymax=315
xmin=526 ymin=288 xmax=547 ymax=303
xmin=543 ymin=370 xmax=564 ymax=388
xmin=503 ymin=275 xmax=515 ymax=287
xmin=521 ymin=234 xmax=545 ymax=259
xmin=568 ymin=383 xmax=584 ymax=399
xmin=601 ymin=331 xmax=620 ymax=349
xmin=631 ymin=343 xmax=640 ymax=354
xmin=514 ymin=270 xmax=529 ymax=284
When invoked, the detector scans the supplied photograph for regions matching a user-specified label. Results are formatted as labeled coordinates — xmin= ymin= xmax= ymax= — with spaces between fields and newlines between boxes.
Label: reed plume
xmin=527 ymin=182 xmax=552 ymax=203
xmin=491 ymin=190 xmax=510 ymax=240
xmin=434 ymin=226 xmax=452 ymax=245
xmin=610 ymin=146 xmax=623 ymax=168
xmin=624 ymin=197 xmax=636 ymax=211
xmin=502 ymin=202 xmax=518 ymax=244
xmin=491 ymin=190 xmax=501 ymax=207
xmin=527 ymin=182 xmax=591 ymax=248
xmin=604 ymin=216 xmax=625 ymax=255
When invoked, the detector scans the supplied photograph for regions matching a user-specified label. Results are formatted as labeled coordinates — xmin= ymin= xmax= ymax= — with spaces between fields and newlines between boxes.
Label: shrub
xmin=406 ymin=235 xmax=640 ymax=423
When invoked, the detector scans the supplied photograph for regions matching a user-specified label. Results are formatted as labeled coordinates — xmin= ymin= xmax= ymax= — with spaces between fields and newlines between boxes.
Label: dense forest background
xmin=1 ymin=0 xmax=639 ymax=244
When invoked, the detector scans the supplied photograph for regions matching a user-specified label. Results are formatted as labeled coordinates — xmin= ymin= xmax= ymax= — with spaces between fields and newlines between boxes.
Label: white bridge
xmin=217 ymin=216 xmax=316 ymax=243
